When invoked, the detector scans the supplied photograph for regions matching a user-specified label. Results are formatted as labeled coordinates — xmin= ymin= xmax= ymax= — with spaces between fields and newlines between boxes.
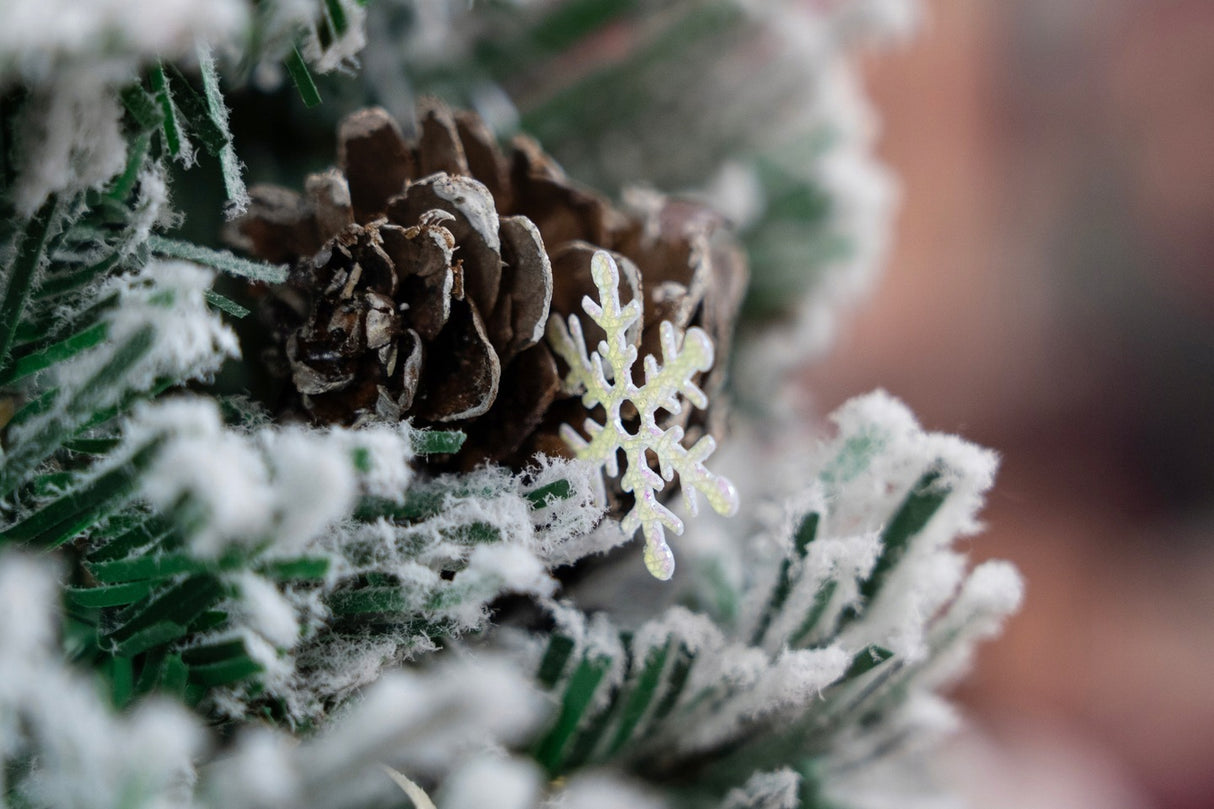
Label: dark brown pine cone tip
xmin=229 ymin=100 xmax=748 ymax=470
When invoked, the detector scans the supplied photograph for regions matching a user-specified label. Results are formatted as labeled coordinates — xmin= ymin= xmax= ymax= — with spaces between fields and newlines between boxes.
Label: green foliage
xmin=0 ymin=7 xmax=1015 ymax=809
xmin=518 ymin=421 xmax=1007 ymax=807
xmin=0 ymin=30 xmax=316 ymax=724
xmin=18 ymin=453 xmax=582 ymax=715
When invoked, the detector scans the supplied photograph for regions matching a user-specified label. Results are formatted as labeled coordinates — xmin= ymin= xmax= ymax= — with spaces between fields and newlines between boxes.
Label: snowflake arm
xmin=546 ymin=250 xmax=739 ymax=580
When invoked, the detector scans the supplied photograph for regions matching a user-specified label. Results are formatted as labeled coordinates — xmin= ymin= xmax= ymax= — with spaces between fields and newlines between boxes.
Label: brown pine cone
xmin=231 ymin=101 xmax=747 ymax=468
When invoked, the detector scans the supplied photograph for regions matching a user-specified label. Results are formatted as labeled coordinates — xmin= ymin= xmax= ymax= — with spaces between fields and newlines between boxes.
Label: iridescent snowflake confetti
xmin=546 ymin=250 xmax=739 ymax=579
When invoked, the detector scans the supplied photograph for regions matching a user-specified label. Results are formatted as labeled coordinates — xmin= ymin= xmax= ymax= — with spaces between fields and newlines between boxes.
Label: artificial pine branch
xmin=0 ymin=3 xmax=1020 ymax=809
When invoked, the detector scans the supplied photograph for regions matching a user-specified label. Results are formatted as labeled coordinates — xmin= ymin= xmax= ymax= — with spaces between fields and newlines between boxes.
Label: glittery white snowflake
xmin=546 ymin=250 xmax=739 ymax=579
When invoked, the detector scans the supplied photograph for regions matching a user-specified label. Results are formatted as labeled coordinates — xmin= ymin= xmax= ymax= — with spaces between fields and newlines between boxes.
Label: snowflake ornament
xmin=546 ymin=250 xmax=739 ymax=579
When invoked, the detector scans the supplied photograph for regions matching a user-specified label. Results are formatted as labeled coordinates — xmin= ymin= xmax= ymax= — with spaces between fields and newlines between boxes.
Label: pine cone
xmin=232 ymin=101 xmax=747 ymax=468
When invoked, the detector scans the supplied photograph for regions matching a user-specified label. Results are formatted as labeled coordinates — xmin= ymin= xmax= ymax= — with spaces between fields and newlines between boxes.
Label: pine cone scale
xmin=416 ymin=100 xmax=470 ymax=177
xmin=378 ymin=220 xmax=454 ymax=341
xmin=492 ymin=215 xmax=552 ymax=361
xmin=385 ymin=175 xmax=503 ymax=319
xmin=305 ymin=169 xmax=355 ymax=239
xmin=338 ymin=108 xmax=414 ymax=223
xmin=454 ymin=110 xmax=512 ymax=209
xmin=240 ymin=185 xmax=325 ymax=263
xmin=415 ymin=298 xmax=500 ymax=422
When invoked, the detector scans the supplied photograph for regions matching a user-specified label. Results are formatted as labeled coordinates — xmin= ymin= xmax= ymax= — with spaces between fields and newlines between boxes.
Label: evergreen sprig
xmin=520 ymin=393 xmax=1021 ymax=806
xmin=0 ymin=4 xmax=1018 ymax=809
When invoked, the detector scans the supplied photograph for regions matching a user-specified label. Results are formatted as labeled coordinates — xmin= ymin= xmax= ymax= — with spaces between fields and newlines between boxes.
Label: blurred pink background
xmin=803 ymin=2 xmax=1214 ymax=808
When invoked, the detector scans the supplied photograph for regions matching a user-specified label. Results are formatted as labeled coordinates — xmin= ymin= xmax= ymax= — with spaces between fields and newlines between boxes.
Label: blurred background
xmin=802 ymin=3 xmax=1214 ymax=808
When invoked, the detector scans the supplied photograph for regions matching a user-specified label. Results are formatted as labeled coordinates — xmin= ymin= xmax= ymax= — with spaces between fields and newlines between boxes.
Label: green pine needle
xmin=328 ymin=587 xmax=410 ymax=615
xmin=284 ymin=46 xmax=322 ymax=108
xmin=119 ymin=85 xmax=162 ymax=132
xmin=187 ymin=656 xmax=264 ymax=687
xmin=534 ymin=654 xmax=612 ymax=775
xmin=410 ymin=429 xmax=466 ymax=455
xmin=147 ymin=235 xmax=287 ymax=283
xmin=107 ymin=130 xmax=153 ymax=201
xmin=0 ymin=195 xmax=60 ymax=375
xmin=840 ymin=645 xmax=894 ymax=682
xmin=109 ymin=621 xmax=190 ymax=658
xmin=648 ymin=644 xmax=695 ymax=724
xmin=104 ymin=574 xmax=224 ymax=648
xmin=33 ymin=253 xmax=121 ymax=303
xmin=257 ymin=556 xmax=331 ymax=581
xmin=0 ymin=321 xmax=108 ymax=386
xmin=324 ymin=0 xmax=349 ymax=35
xmin=860 ymin=470 xmax=948 ymax=602
xmin=65 ymin=581 xmax=155 ymax=609
xmin=752 ymin=511 xmax=819 ymax=645
xmin=165 ymin=67 xmax=227 ymax=157
xmin=196 ymin=43 xmax=250 ymax=216
xmin=524 ymin=478 xmax=574 ymax=508
xmin=537 ymin=634 xmax=577 ymax=688
xmin=605 ymin=640 xmax=673 ymax=755
xmin=204 ymin=290 xmax=250 ymax=319
xmin=789 ymin=580 xmax=838 ymax=648
xmin=149 ymin=64 xmax=188 ymax=160
xmin=88 ymin=552 xmax=212 ymax=584
xmin=0 ymin=442 xmax=157 ymax=548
